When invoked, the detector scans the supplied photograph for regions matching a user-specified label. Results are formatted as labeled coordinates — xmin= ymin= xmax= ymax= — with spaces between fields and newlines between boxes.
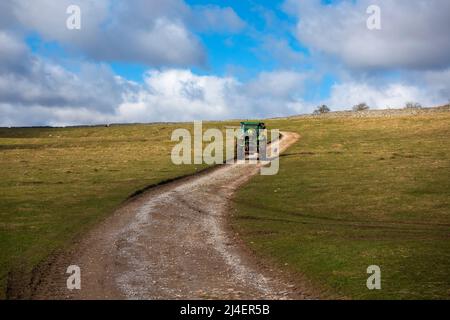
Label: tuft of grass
xmin=232 ymin=112 xmax=450 ymax=299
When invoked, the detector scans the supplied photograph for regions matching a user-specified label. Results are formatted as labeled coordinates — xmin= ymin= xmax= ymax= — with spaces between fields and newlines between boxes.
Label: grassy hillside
xmin=0 ymin=122 xmax=236 ymax=299
xmin=232 ymin=111 xmax=450 ymax=299
xmin=2 ymin=110 xmax=449 ymax=300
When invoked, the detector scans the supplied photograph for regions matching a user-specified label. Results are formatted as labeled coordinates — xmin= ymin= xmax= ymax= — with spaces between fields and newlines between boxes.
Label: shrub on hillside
xmin=405 ymin=102 xmax=423 ymax=109
xmin=313 ymin=105 xmax=331 ymax=114
xmin=353 ymin=103 xmax=370 ymax=112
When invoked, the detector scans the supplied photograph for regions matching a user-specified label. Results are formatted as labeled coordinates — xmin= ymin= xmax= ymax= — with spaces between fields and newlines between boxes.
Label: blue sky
xmin=1 ymin=0 xmax=449 ymax=126
xmin=30 ymin=1 xmax=307 ymax=81
xmin=25 ymin=0 xmax=336 ymax=103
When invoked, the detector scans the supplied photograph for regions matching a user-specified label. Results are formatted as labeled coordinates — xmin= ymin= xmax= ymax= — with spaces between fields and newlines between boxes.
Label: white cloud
xmin=0 ymin=57 xmax=125 ymax=113
xmin=117 ymin=69 xmax=236 ymax=122
xmin=421 ymin=69 xmax=450 ymax=101
xmin=0 ymin=28 xmax=311 ymax=126
xmin=256 ymin=37 xmax=305 ymax=68
xmin=245 ymin=70 xmax=307 ymax=99
xmin=4 ymin=0 xmax=247 ymax=67
xmin=0 ymin=32 xmax=128 ymax=125
xmin=116 ymin=69 xmax=308 ymax=123
xmin=9 ymin=0 xmax=206 ymax=67
xmin=191 ymin=6 xmax=246 ymax=33
xmin=0 ymin=54 xmax=311 ymax=126
xmin=285 ymin=0 xmax=450 ymax=70
xmin=280 ymin=0 xmax=450 ymax=111
xmin=326 ymin=82 xmax=439 ymax=110
xmin=0 ymin=31 xmax=29 ymax=73
xmin=1 ymin=44 xmax=447 ymax=127
xmin=1 ymin=1 xmax=449 ymax=126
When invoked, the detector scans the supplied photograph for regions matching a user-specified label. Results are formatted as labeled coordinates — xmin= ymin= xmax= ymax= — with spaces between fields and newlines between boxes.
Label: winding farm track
xmin=33 ymin=131 xmax=312 ymax=299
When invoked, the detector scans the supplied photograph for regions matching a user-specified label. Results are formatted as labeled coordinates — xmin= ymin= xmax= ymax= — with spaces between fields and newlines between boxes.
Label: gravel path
xmin=33 ymin=131 xmax=312 ymax=300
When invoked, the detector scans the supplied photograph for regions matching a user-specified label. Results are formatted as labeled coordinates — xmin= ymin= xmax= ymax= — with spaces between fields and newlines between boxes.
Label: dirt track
xmin=33 ymin=131 xmax=312 ymax=300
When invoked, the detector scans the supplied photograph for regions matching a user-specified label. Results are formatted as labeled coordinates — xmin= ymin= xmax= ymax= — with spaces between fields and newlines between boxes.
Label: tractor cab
xmin=238 ymin=122 xmax=267 ymax=156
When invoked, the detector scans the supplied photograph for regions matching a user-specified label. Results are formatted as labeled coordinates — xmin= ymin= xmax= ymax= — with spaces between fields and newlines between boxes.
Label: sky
xmin=1 ymin=0 xmax=450 ymax=126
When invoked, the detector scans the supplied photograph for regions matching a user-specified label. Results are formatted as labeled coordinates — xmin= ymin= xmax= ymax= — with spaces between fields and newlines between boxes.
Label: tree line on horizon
xmin=312 ymin=101 xmax=425 ymax=114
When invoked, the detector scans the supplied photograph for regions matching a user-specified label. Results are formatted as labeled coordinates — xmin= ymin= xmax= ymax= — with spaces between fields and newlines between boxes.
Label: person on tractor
xmin=237 ymin=122 xmax=267 ymax=160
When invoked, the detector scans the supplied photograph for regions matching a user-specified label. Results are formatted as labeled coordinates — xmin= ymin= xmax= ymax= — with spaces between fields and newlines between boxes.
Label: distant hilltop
xmin=279 ymin=104 xmax=450 ymax=120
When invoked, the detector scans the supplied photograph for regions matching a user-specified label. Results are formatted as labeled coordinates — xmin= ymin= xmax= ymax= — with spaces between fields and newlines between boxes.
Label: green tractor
xmin=237 ymin=121 xmax=267 ymax=160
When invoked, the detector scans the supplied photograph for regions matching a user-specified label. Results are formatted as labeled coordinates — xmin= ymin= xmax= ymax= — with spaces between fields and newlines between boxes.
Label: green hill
xmin=232 ymin=109 xmax=450 ymax=299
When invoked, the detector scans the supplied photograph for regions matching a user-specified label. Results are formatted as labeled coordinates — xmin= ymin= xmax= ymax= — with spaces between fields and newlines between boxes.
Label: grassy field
xmin=232 ymin=111 xmax=450 ymax=299
xmin=1 ymin=111 xmax=449 ymax=300
xmin=0 ymin=122 xmax=238 ymax=299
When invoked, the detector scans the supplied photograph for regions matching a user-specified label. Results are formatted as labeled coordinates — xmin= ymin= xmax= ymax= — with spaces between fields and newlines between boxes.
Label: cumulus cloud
xmin=0 ymin=2 xmax=18 ymax=29
xmin=0 ymin=59 xmax=310 ymax=126
xmin=0 ymin=31 xmax=129 ymax=126
xmin=285 ymin=0 xmax=450 ymax=70
xmin=244 ymin=71 xmax=306 ymax=100
xmin=9 ymin=0 xmax=205 ymax=67
xmin=1 ymin=61 xmax=448 ymax=127
xmin=279 ymin=0 xmax=450 ymax=110
xmin=191 ymin=6 xmax=246 ymax=33
xmin=117 ymin=69 xmax=237 ymax=122
xmin=114 ymin=69 xmax=308 ymax=124
xmin=0 ymin=22 xmax=310 ymax=126
xmin=3 ymin=0 xmax=246 ymax=67
xmin=0 ymin=31 xmax=29 ymax=74
xmin=326 ymin=82 xmax=441 ymax=110
xmin=255 ymin=36 xmax=305 ymax=68
xmin=1 ymin=0 xmax=449 ymax=126
xmin=0 ymin=39 xmax=447 ymax=127
xmin=420 ymin=69 xmax=450 ymax=101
